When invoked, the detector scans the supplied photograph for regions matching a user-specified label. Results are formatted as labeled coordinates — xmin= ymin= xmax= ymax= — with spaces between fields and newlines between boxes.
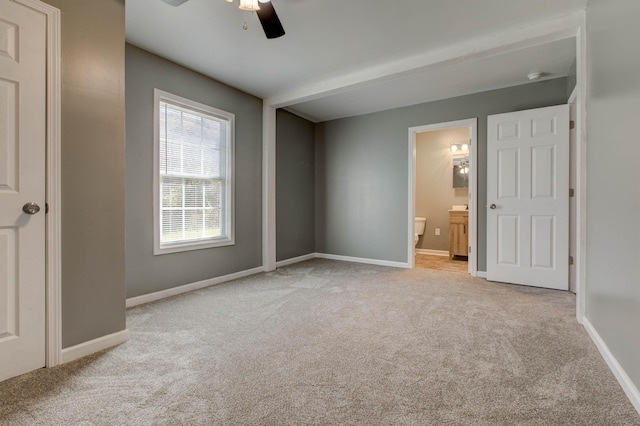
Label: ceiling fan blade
xmin=256 ymin=1 xmax=285 ymax=39
xmin=161 ymin=0 xmax=189 ymax=6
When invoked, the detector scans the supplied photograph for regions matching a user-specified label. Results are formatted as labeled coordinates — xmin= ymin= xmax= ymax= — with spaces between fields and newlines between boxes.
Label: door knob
xmin=489 ymin=204 xmax=497 ymax=209
xmin=22 ymin=202 xmax=41 ymax=215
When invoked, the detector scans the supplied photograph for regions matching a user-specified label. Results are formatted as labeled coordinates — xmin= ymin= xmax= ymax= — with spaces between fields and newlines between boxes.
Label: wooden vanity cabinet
xmin=449 ymin=210 xmax=468 ymax=258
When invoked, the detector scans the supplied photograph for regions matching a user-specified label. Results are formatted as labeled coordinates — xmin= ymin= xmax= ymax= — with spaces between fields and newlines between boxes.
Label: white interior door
xmin=0 ymin=0 xmax=47 ymax=381
xmin=486 ymin=104 xmax=569 ymax=290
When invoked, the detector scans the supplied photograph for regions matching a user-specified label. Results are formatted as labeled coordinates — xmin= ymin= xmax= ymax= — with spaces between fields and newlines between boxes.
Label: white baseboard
xmin=277 ymin=252 xmax=410 ymax=269
xmin=275 ymin=253 xmax=316 ymax=268
xmin=315 ymin=253 xmax=410 ymax=269
xmin=126 ymin=266 xmax=265 ymax=308
xmin=476 ymin=271 xmax=487 ymax=278
xmin=416 ymin=249 xmax=449 ymax=257
xmin=583 ymin=318 xmax=640 ymax=415
xmin=61 ymin=329 xmax=129 ymax=364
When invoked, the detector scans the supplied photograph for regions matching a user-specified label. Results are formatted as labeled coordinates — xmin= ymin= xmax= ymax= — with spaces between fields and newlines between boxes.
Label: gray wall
xmin=276 ymin=110 xmax=315 ymax=261
xmin=125 ymin=44 xmax=263 ymax=298
xmin=415 ymin=127 xmax=469 ymax=252
xmin=586 ymin=0 xmax=640 ymax=394
xmin=41 ymin=0 xmax=126 ymax=348
xmin=316 ymin=78 xmax=568 ymax=269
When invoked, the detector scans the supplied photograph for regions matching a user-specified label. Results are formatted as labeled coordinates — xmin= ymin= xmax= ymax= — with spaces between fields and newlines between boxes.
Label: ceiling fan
xmin=161 ymin=0 xmax=286 ymax=39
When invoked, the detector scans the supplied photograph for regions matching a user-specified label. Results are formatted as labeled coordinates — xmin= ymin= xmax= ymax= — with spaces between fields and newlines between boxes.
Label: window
xmin=153 ymin=89 xmax=234 ymax=254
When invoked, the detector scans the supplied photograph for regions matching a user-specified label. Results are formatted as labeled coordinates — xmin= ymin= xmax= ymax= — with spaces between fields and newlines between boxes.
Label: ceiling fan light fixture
xmin=239 ymin=0 xmax=260 ymax=11
xmin=527 ymin=71 xmax=544 ymax=81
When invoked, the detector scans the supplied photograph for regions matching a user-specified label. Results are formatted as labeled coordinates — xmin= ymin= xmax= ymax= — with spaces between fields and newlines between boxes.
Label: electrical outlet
xmin=435 ymin=228 xmax=440 ymax=236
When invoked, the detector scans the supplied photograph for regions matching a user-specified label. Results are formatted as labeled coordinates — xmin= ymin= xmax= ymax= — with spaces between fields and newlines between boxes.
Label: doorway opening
xmin=408 ymin=118 xmax=478 ymax=275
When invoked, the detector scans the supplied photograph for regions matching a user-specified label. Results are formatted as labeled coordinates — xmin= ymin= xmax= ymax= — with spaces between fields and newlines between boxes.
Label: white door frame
xmin=574 ymin=16 xmax=587 ymax=324
xmin=14 ymin=0 xmax=63 ymax=368
xmin=568 ymin=87 xmax=577 ymax=295
xmin=408 ymin=118 xmax=478 ymax=274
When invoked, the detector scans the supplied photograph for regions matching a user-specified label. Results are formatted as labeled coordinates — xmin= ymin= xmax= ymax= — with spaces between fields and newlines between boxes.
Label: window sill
xmin=154 ymin=238 xmax=235 ymax=255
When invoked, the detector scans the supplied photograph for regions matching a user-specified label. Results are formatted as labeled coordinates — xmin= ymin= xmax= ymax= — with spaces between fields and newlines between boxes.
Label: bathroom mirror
xmin=452 ymin=157 xmax=469 ymax=188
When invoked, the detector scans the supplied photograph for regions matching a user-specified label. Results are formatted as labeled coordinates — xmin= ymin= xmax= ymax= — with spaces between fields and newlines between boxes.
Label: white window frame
xmin=153 ymin=89 xmax=235 ymax=255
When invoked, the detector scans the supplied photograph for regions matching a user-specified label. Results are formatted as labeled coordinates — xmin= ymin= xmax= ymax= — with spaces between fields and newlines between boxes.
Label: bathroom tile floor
xmin=415 ymin=254 xmax=468 ymax=273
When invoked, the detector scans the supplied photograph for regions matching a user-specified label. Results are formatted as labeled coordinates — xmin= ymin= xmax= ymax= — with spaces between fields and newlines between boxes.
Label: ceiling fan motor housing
xmin=161 ymin=0 xmax=189 ymax=6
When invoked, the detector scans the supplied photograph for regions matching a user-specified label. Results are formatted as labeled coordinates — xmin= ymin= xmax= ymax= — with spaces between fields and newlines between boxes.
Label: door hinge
xmin=45 ymin=203 xmax=49 ymax=214
xmin=569 ymin=188 xmax=575 ymax=198
xmin=569 ymin=256 xmax=574 ymax=265
xmin=469 ymin=246 xmax=471 ymax=254
xmin=570 ymin=120 xmax=575 ymax=129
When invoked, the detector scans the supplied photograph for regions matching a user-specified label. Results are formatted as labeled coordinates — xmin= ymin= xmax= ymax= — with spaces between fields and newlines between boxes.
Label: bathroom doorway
xmin=408 ymin=119 xmax=478 ymax=275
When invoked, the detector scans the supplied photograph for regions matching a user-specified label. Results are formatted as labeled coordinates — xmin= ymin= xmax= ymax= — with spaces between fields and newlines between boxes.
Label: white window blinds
xmin=154 ymin=90 xmax=234 ymax=254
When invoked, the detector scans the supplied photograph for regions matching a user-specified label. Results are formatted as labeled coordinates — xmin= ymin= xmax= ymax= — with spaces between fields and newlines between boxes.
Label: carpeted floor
xmin=415 ymin=253 xmax=468 ymax=273
xmin=0 ymin=259 xmax=638 ymax=425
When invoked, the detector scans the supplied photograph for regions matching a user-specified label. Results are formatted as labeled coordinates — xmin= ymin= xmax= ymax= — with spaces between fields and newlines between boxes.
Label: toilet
xmin=414 ymin=217 xmax=426 ymax=246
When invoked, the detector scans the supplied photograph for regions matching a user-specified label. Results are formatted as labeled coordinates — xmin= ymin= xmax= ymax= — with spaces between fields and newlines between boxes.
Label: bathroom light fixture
xmin=450 ymin=143 xmax=469 ymax=153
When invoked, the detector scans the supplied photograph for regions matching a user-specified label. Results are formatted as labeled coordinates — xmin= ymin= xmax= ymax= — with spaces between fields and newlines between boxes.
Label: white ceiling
xmin=126 ymin=0 xmax=587 ymax=122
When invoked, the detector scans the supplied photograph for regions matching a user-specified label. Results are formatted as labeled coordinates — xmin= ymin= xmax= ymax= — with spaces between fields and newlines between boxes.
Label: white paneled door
xmin=487 ymin=105 xmax=569 ymax=290
xmin=0 ymin=0 xmax=47 ymax=381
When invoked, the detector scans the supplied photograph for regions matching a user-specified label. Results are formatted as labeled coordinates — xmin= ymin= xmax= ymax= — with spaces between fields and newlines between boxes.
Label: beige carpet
xmin=415 ymin=253 xmax=468 ymax=273
xmin=0 ymin=259 xmax=638 ymax=425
